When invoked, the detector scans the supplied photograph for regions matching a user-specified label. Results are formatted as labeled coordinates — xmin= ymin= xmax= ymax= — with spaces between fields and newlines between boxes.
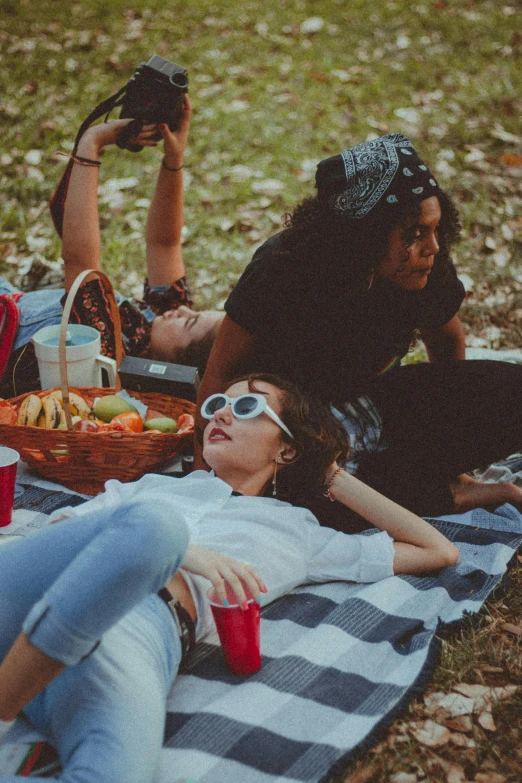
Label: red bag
xmin=0 ymin=294 xmax=22 ymax=380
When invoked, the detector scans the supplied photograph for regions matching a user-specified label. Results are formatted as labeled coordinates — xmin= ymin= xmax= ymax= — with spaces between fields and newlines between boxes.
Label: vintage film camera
xmin=117 ymin=55 xmax=189 ymax=151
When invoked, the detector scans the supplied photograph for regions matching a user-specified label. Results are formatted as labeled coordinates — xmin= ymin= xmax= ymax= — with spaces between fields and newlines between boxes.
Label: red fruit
xmin=145 ymin=408 xmax=163 ymax=421
xmin=99 ymin=421 xmax=126 ymax=432
xmin=177 ymin=413 xmax=195 ymax=433
xmin=74 ymin=419 xmax=100 ymax=433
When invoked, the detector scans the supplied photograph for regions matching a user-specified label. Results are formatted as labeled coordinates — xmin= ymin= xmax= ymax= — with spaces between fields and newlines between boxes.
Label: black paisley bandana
xmin=316 ymin=134 xmax=439 ymax=219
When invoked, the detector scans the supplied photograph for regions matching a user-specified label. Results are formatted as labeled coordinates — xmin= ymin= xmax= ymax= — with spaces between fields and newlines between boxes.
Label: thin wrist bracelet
xmin=162 ymin=158 xmax=183 ymax=172
xmin=55 ymin=151 xmax=101 ymax=167
xmin=323 ymin=466 xmax=343 ymax=502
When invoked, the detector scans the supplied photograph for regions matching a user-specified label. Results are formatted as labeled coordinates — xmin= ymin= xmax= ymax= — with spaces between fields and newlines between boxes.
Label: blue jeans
xmin=0 ymin=500 xmax=189 ymax=783
xmin=0 ymin=276 xmax=136 ymax=354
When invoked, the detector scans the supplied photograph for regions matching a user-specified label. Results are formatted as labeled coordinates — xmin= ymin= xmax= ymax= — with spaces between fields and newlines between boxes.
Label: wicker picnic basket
xmin=0 ymin=270 xmax=195 ymax=495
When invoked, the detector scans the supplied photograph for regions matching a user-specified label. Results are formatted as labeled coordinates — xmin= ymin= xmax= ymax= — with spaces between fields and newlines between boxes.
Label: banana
xmin=69 ymin=391 xmax=93 ymax=420
xmin=42 ymin=390 xmax=92 ymax=420
xmin=42 ymin=390 xmax=64 ymax=405
xmin=17 ymin=394 xmax=43 ymax=427
xmin=42 ymin=396 xmax=65 ymax=430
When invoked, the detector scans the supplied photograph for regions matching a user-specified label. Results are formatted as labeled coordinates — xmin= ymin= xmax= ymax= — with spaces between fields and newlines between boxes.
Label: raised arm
xmin=145 ymin=95 xmax=192 ymax=286
xmin=325 ymin=466 xmax=459 ymax=574
xmin=61 ymin=120 xmax=158 ymax=290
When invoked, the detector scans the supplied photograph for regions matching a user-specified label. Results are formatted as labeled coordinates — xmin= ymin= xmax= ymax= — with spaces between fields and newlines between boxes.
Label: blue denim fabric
xmin=0 ymin=500 xmax=189 ymax=783
xmin=0 ymin=277 xmax=17 ymax=295
xmin=0 ymin=277 xmax=66 ymax=352
xmin=0 ymin=276 xmax=156 ymax=354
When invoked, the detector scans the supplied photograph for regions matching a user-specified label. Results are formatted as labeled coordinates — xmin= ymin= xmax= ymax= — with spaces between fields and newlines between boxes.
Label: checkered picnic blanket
xmin=3 ymin=464 xmax=522 ymax=783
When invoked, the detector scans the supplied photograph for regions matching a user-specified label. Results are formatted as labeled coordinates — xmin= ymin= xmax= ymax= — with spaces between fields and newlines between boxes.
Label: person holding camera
xmin=196 ymin=133 xmax=522 ymax=526
xmin=0 ymin=96 xmax=224 ymax=398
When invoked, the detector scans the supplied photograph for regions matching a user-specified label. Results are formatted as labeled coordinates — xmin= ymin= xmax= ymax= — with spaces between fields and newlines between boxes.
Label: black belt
xmin=158 ymin=586 xmax=196 ymax=668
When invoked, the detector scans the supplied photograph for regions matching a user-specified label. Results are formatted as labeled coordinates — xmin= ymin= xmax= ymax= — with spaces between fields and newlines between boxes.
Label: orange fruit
xmin=110 ymin=411 xmax=144 ymax=433
xmin=0 ymin=399 xmax=17 ymax=425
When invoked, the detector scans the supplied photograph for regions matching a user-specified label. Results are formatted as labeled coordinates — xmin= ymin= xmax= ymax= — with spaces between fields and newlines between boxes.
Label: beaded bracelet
xmin=55 ymin=151 xmax=101 ymax=167
xmin=323 ymin=466 xmax=343 ymax=502
xmin=162 ymin=158 xmax=183 ymax=172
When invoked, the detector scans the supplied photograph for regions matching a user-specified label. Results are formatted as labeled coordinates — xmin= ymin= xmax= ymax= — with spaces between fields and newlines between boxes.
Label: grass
xmin=1 ymin=0 xmax=521 ymax=321
xmin=1 ymin=1 xmax=522 ymax=780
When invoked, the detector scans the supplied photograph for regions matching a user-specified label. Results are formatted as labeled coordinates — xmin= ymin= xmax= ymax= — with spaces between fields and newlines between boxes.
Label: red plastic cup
xmin=208 ymin=585 xmax=261 ymax=675
xmin=0 ymin=446 xmax=19 ymax=527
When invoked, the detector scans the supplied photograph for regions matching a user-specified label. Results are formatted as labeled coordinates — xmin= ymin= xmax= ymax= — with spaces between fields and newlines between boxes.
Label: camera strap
xmin=49 ymin=85 xmax=128 ymax=237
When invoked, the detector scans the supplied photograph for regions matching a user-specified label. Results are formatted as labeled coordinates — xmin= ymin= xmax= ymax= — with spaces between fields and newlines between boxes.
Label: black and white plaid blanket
xmin=3 ymin=464 xmax=522 ymax=783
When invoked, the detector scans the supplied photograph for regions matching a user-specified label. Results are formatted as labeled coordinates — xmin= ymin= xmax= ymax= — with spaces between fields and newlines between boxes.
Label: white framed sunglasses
xmin=201 ymin=393 xmax=294 ymax=439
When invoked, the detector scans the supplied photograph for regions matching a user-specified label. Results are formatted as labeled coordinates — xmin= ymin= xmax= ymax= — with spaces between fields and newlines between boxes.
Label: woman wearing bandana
xmin=197 ymin=134 xmax=522 ymax=527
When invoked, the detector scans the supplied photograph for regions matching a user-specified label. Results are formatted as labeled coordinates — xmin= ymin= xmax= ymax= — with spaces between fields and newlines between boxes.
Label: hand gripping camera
xmin=117 ymin=55 xmax=189 ymax=152
xmin=50 ymin=55 xmax=188 ymax=236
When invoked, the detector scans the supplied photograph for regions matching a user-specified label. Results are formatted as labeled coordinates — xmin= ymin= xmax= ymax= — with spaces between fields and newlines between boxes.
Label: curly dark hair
xmin=278 ymin=188 xmax=461 ymax=291
xmin=232 ymin=372 xmax=350 ymax=505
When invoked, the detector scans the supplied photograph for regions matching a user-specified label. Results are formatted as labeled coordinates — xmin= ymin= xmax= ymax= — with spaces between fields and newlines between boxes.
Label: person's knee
xmin=112 ymin=500 xmax=189 ymax=576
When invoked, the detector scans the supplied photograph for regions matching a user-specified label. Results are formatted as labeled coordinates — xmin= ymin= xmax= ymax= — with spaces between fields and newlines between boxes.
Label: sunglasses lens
xmin=204 ymin=395 xmax=227 ymax=416
xmin=233 ymin=395 xmax=260 ymax=417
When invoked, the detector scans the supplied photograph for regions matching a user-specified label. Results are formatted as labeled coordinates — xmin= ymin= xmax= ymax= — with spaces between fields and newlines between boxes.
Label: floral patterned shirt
xmin=69 ymin=277 xmax=192 ymax=359
xmin=0 ymin=276 xmax=192 ymax=398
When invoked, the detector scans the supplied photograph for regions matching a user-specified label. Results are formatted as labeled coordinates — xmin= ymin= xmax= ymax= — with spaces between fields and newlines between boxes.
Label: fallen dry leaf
xmin=251 ymin=179 xmax=284 ymax=196
xmin=490 ymin=124 xmax=522 ymax=144
xmin=449 ymin=731 xmax=475 ymax=747
xmin=473 ymin=685 xmax=519 ymax=712
xmin=424 ymin=691 xmax=475 ymax=717
xmin=499 ymin=622 xmax=522 ymax=637
xmin=453 ymin=683 xmax=490 ymax=699
xmin=451 ymin=683 xmax=518 ymax=713
xmin=426 ymin=756 xmax=467 ymax=783
xmin=410 ymin=719 xmax=451 ymax=747
xmin=389 ymin=773 xmax=417 ymax=783
xmin=447 ymin=763 xmax=469 ymax=783
xmin=446 ymin=715 xmax=473 ymax=732
xmin=300 ymin=16 xmax=324 ymax=34
xmin=310 ymin=71 xmax=330 ymax=83
xmin=474 ymin=773 xmax=506 ymax=783
xmin=498 ymin=153 xmax=522 ymax=167
xmin=477 ymin=711 xmax=497 ymax=732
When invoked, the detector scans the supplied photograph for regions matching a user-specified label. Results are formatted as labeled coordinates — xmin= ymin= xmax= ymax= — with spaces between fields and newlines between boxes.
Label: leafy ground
xmin=1 ymin=1 xmax=521 ymax=781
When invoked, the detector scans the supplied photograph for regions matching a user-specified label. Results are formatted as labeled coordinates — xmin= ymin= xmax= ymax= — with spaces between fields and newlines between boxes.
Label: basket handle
xmin=59 ymin=269 xmax=123 ymax=429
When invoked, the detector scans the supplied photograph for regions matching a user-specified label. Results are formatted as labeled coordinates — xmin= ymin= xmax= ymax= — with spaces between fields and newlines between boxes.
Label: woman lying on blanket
xmin=0 ymin=95 xmax=224 ymax=398
xmin=0 ymin=373 xmax=458 ymax=783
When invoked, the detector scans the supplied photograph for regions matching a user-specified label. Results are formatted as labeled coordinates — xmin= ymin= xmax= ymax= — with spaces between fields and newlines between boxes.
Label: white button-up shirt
xmin=52 ymin=471 xmax=395 ymax=639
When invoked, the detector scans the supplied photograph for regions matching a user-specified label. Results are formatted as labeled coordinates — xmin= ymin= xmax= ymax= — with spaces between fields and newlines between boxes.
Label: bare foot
xmin=450 ymin=473 xmax=522 ymax=512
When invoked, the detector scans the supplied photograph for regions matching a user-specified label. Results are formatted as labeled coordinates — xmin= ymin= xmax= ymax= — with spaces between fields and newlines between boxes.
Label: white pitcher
xmin=31 ymin=324 xmax=117 ymax=389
